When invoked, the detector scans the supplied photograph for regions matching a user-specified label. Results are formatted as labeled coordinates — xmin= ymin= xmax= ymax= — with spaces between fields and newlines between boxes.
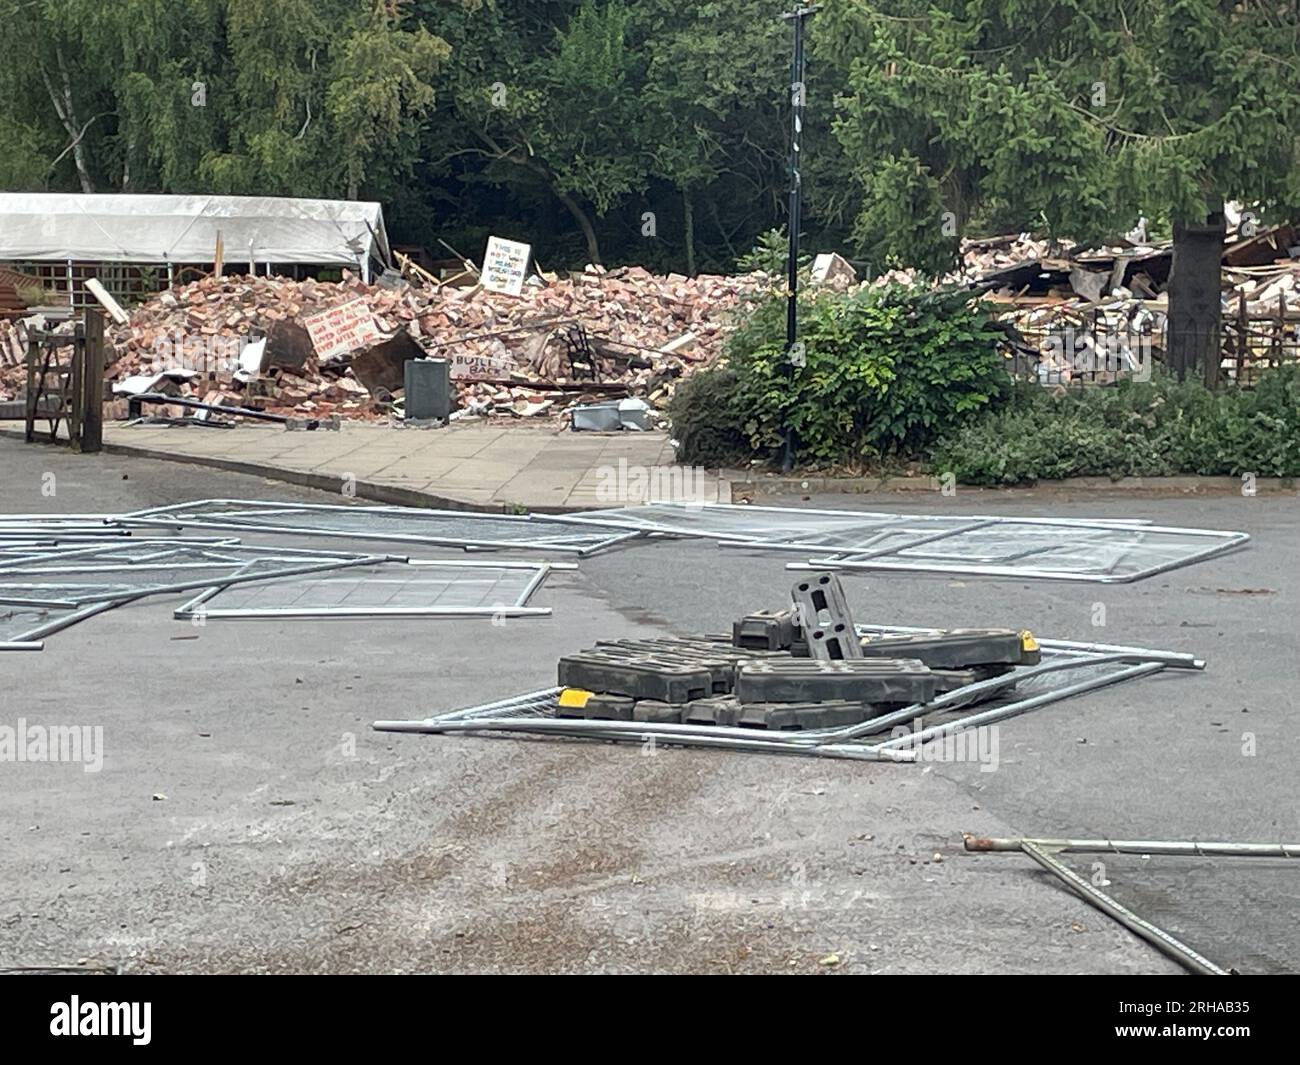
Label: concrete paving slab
xmin=3 ymin=420 xmax=696 ymax=513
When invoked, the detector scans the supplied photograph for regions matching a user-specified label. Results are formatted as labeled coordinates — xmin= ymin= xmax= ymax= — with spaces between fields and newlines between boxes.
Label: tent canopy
xmin=0 ymin=193 xmax=390 ymax=268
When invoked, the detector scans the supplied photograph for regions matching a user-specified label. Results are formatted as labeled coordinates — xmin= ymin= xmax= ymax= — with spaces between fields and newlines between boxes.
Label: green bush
xmin=932 ymin=367 xmax=1300 ymax=484
xmin=671 ymin=284 xmax=1011 ymax=467
xmin=667 ymin=366 xmax=753 ymax=468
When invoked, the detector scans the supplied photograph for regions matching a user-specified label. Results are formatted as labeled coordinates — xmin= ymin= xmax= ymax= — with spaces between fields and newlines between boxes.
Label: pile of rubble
xmin=1 ymin=265 xmax=768 ymax=422
xmin=5 ymin=213 xmax=1296 ymax=415
xmin=955 ymin=222 xmax=1300 ymax=383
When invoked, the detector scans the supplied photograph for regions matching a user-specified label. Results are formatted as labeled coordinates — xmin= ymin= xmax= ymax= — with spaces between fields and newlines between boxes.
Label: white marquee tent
xmin=0 ymin=193 xmax=390 ymax=278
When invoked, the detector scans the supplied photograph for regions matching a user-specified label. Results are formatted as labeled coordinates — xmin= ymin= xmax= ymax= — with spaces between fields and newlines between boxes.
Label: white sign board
xmin=450 ymin=351 xmax=515 ymax=381
xmin=481 ymin=236 xmax=531 ymax=297
xmin=302 ymin=298 xmax=382 ymax=360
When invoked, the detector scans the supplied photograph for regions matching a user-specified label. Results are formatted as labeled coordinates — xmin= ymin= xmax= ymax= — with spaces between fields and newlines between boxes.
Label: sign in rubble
xmin=481 ymin=236 xmax=531 ymax=297
xmin=302 ymin=298 xmax=383 ymax=360
xmin=450 ymin=351 xmax=515 ymax=381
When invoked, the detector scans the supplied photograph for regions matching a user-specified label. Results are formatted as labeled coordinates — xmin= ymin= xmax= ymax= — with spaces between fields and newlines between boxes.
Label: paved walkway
xmin=11 ymin=418 xmax=1284 ymax=512
xmin=76 ymin=421 xmax=729 ymax=512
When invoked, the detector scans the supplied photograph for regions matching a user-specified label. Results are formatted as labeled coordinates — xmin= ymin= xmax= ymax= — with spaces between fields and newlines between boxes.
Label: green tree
xmin=435 ymin=0 xmax=643 ymax=264
xmin=0 ymin=0 xmax=450 ymax=202
xmin=633 ymin=0 xmax=787 ymax=274
xmin=817 ymin=1 xmax=1300 ymax=380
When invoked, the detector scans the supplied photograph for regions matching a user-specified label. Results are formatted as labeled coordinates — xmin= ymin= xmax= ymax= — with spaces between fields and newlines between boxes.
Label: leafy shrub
xmin=667 ymin=365 xmax=752 ymax=467
xmin=932 ymin=367 xmax=1300 ymax=484
xmin=672 ymin=284 xmax=1011 ymax=467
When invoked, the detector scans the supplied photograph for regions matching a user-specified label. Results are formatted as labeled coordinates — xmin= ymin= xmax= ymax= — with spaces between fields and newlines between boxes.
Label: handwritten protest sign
xmin=302 ymin=298 xmax=383 ymax=360
xmin=449 ymin=351 xmax=515 ymax=380
xmin=481 ymin=236 xmax=531 ymax=297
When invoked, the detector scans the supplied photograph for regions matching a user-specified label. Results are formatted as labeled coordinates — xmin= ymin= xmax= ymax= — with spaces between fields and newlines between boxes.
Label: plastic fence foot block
xmin=790 ymin=573 xmax=862 ymax=661
xmin=858 ymin=629 xmax=1026 ymax=669
xmin=928 ymin=668 xmax=981 ymax=693
xmin=590 ymin=638 xmax=751 ymax=692
xmin=736 ymin=700 xmax=871 ymax=731
xmin=733 ymin=658 xmax=936 ymax=704
xmin=557 ymin=653 xmax=713 ymax=703
xmin=732 ymin=608 xmax=797 ymax=651
xmin=632 ymin=700 xmax=685 ymax=723
xmin=584 ymin=694 xmax=635 ymax=721
xmin=682 ymin=697 xmax=741 ymax=726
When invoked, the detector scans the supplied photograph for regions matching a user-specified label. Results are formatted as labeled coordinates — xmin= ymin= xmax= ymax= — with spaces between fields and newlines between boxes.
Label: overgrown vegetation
xmin=932 ymin=368 xmax=1300 ymax=485
xmin=670 ymin=285 xmax=1010 ymax=467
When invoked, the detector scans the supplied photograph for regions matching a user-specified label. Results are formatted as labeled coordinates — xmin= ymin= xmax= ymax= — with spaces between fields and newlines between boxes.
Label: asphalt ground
xmin=2 ymin=438 xmax=1295 ymax=973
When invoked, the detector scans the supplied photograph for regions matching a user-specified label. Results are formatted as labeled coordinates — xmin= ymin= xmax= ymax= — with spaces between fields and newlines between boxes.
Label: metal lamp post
xmin=779 ymin=4 xmax=818 ymax=472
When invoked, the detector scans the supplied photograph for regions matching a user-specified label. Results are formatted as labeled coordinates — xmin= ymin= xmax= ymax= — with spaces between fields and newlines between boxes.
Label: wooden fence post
xmin=68 ymin=322 xmax=84 ymax=450
xmin=82 ymin=309 xmax=105 ymax=453
xmin=23 ymin=334 xmax=38 ymax=443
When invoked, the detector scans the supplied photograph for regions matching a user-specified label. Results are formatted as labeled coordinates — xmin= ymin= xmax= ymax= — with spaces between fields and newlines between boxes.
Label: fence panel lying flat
xmin=372 ymin=629 xmax=1192 ymax=761
xmin=556 ymin=502 xmax=1247 ymax=583
xmin=172 ymin=559 xmax=557 ymax=620
xmin=113 ymin=500 xmax=640 ymax=555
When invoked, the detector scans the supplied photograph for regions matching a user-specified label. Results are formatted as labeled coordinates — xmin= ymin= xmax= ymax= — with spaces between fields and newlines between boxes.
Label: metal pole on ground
xmin=1018 ymin=842 xmax=1231 ymax=976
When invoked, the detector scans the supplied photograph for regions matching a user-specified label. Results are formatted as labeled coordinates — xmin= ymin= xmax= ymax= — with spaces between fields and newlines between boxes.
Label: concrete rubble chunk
xmin=349 ymin=331 xmax=425 ymax=398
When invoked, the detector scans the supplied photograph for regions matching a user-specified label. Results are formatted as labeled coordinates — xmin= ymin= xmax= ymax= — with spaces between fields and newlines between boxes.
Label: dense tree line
xmin=0 ymin=0 xmax=792 ymax=273
xmin=4 ymin=1 xmax=1297 ymax=371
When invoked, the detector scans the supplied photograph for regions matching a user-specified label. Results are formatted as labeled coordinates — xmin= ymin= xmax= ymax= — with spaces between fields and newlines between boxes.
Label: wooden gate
xmin=21 ymin=308 xmax=104 ymax=452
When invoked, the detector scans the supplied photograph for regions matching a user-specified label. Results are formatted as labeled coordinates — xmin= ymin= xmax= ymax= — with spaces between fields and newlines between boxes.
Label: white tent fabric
xmin=0 ymin=193 xmax=390 ymax=268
